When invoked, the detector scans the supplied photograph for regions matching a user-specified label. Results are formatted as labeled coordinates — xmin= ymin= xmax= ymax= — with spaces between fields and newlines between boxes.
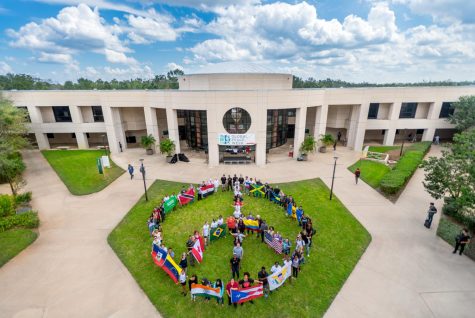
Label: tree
xmin=448 ymin=95 xmax=475 ymax=131
xmin=0 ymin=154 xmax=26 ymax=195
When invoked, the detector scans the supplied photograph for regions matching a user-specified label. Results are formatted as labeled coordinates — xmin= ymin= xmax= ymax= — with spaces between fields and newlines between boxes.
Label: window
xmin=47 ymin=133 xmax=54 ymax=138
xmin=91 ymin=106 xmax=104 ymax=122
xmin=287 ymin=109 xmax=296 ymax=117
xmin=368 ymin=103 xmax=379 ymax=119
xmin=223 ymin=108 xmax=251 ymax=134
xmin=71 ymin=133 xmax=76 ymax=139
xmin=399 ymin=102 xmax=417 ymax=119
xmin=439 ymin=102 xmax=455 ymax=118
xmin=416 ymin=129 xmax=424 ymax=134
xmin=18 ymin=106 xmax=31 ymax=122
xmin=52 ymin=106 xmax=72 ymax=122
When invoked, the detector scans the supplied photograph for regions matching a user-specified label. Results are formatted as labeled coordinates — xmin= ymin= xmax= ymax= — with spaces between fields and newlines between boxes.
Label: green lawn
xmin=42 ymin=150 xmax=124 ymax=195
xmin=109 ymin=179 xmax=371 ymax=318
xmin=0 ymin=229 xmax=38 ymax=267
xmin=367 ymin=145 xmax=399 ymax=153
xmin=348 ymin=160 xmax=391 ymax=188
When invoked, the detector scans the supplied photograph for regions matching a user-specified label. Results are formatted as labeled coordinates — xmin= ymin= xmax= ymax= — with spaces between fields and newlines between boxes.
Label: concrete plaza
xmin=0 ymin=146 xmax=474 ymax=317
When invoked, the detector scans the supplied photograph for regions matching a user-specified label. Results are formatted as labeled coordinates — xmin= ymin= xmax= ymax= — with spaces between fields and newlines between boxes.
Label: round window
xmin=222 ymin=108 xmax=251 ymax=134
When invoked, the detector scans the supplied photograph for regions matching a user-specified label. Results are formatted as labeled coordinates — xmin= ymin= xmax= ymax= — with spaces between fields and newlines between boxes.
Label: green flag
xmin=210 ymin=224 xmax=226 ymax=242
xmin=163 ymin=195 xmax=178 ymax=213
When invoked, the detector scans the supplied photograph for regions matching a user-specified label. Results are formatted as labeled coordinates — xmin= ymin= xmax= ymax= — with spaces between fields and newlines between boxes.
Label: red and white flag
xmin=191 ymin=238 xmax=203 ymax=263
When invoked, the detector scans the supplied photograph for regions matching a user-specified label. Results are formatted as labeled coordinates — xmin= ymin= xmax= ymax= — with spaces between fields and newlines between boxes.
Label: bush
xmin=0 ymin=211 xmax=39 ymax=232
xmin=0 ymin=195 xmax=15 ymax=217
xmin=442 ymin=198 xmax=475 ymax=232
xmin=380 ymin=144 xmax=430 ymax=195
xmin=14 ymin=191 xmax=32 ymax=205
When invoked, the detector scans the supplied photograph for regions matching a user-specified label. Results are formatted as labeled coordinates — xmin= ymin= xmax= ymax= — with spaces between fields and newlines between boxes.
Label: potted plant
xmin=299 ymin=135 xmax=316 ymax=161
xmin=319 ymin=134 xmax=335 ymax=153
xmin=141 ymin=134 xmax=156 ymax=155
xmin=159 ymin=138 xmax=176 ymax=163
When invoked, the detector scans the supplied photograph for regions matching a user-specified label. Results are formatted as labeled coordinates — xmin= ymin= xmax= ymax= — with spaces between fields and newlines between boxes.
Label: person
xmin=425 ymin=202 xmax=437 ymax=228
xmin=201 ymin=278 xmax=211 ymax=302
xmin=221 ymin=174 xmax=227 ymax=192
xmin=296 ymin=206 xmax=303 ymax=226
xmin=217 ymin=215 xmax=224 ymax=226
xmin=227 ymin=216 xmax=237 ymax=233
xmin=259 ymin=220 xmax=268 ymax=243
xmin=301 ymin=231 xmax=310 ymax=257
xmin=226 ymin=278 xmax=238 ymax=307
xmin=337 ymin=131 xmax=342 ymax=142
xmin=233 ymin=174 xmax=238 ymax=186
xmin=213 ymin=178 xmax=220 ymax=193
xmin=354 ymin=168 xmax=361 ymax=184
xmin=292 ymin=254 xmax=300 ymax=278
xmin=232 ymin=230 xmax=246 ymax=246
xmin=295 ymin=234 xmax=305 ymax=253
xmin=453 ymin=228 xmax=471 ymax=255
xmin=239 ymin=272 xmax=255 ymax=305
xmin=237 ymin=219 xmax=246 ymax=234
xmin=238 ymin=175 xmax=244 ymax=189
xmin=301 ymin=213 xmax=309 ymax=230
xmin=179 ymin=269 xmax=187 ymax=296
xmin=270 ymin=261 xmax=281 ymax=274
xmin=283 ymin=255 xmax=292 ymax=284
xmin=188 ymin=274 xmax=198 ymax=301
xmin=119 ymin=141 xmax=123 ymax=152
xmin=210 ymin=219 xmax=218 ymax=231
xmin=197 ymin=187 xmax=203 ymax=201
xmin=214 ymin=279 xmax=224 ymax=306
xmin=227 ymin=175 xmax=233 ymax=191
xmin=202 ymin=221 xmax=210 ymax=246
xmin=127 ymin=164 xmax=134 ymax=180
xmin=230 ymin=254 xmax=240 ymax=279
xmin=434 ymin=135 xmax=440 ymax=145
xmin=282 ymin=238 xmax=291 ymax=255
xmin=186 ymin=235 xmax=195 ymax=266
xmin=333 ymin=140 xmax=337 ymax=151
xmin=168 ymin=247 xmax=175 ymax=259
xmin=179 ymin=252 xmax=187 ymax=271
xmin=233 ymin=242 xmax=244 ymax=260
xmin=257 ymin=267 xmax=269 ymax=298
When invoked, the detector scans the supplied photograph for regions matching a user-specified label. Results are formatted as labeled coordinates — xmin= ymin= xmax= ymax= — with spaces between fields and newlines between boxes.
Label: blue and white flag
xmin=267 ymin=261 xmax=291 ymax=291
xmin=230 ymin=284 xmax=263 ymax=304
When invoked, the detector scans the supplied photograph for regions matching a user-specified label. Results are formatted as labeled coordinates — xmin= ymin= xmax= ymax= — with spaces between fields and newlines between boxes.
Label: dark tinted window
xmin=399 ymin=103 xmax=417 ymax=119
xmin=223 ymin=108 xmax=251 ymax=134
xmin=439 ymin=102 xmax=455 ymax=118
xmin=18 ymin=106 xmax=31 ymax=122
xmin=92 ymin=106 xmax=104 ymax=122
xmin=368 ymin=103 xmax=379 ymax=119
xmin=52 ymin=106 xmax=72 ymax=122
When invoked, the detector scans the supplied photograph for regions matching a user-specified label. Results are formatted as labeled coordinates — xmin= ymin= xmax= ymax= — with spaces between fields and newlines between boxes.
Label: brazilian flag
xmin=210 ymin=224 xmax=226 ymax=242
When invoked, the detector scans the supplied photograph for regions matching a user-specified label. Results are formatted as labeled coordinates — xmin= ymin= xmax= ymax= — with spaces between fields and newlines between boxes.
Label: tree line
xmin=1 ymin=71 xmax=474 ymax=90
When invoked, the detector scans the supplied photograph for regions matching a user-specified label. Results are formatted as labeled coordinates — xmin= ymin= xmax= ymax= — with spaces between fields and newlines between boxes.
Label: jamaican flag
xmin=250 ymin=184 xmax=265 ymax=197
xmin=210 ymin=224 xmax=226 ymax=242
xmin=163 ymin=195 xmax=178 ymax=213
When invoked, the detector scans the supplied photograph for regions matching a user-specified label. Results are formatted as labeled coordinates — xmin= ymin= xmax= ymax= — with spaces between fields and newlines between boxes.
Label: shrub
xmin=442 ymin=198 xmax=475 ymax=232
xmin=380 ymin=143 xmax=430 ymax=195
xmin=0 ymin=195 xmax=15 ymax=217
xmin=14 ymin=191 xmax=32 ymax=205
xmin=0 ymin=211 xmax=39 ymax=232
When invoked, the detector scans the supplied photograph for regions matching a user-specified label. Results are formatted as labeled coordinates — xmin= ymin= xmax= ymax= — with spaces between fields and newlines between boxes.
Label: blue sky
xmin=0 ymin=0 xmax=474 ymax=83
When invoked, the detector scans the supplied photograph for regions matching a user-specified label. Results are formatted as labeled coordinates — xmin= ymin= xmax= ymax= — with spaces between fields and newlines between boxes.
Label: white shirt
xmin=233 ymin=210 xmax=241 ymax=218
xmin=271 ymin=264 xmax=281 ymax=273
xmin=296 ymin=239 xmax=305 ymax=250
xmin=179 ymin=272 xmax=186 ymax=283
xmin=203 ymin=224 xmax=210 ymax=237
xmin=210 ymin=221 xmax=218 ymax=229
xmin=217 ymin=218 xmax=224 ymax=225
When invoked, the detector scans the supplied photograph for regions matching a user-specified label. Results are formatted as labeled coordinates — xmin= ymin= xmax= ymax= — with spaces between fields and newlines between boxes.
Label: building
xmin=4 ymin=73 xmax=473 ymax=166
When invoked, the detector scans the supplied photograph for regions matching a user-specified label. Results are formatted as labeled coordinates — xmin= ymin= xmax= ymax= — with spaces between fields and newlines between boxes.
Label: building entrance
xmin=219 ymin=145 xmax=255 ymax=164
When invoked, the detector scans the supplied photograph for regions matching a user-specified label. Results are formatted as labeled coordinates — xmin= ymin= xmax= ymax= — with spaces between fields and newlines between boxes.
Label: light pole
xmin=329 ymin=155 xmax=338 ymax=201
xmin=139 ymin=158 xmax=148 ymax=201
xmin=101 ymin=134 xmax=107 ymax=156
xmin=399 ymin=129 xmax=406 ymax=157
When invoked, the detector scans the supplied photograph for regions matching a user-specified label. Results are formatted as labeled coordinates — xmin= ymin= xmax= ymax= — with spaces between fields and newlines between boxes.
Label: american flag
xmin=264 ymin=231 xmax=283 ymax=254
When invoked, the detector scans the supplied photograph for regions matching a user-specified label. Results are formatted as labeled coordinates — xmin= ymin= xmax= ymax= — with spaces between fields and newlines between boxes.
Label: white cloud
xmin=166 ymin=62 xmax=183 ymax=71
xmin=37 ymin=52 xmax=75 ymax=64
xmin=0 ymin=61 xmax=13 ymax=74
xmin=104 ymin=65 xmax=154 ymax=78
xmin=104 ymin=49 xmax=138 ymax=64
xmin=126 ymin=11 xmax=178 ymax=43
xmin=136 ymin=0 xmax=259 ymax=11
xmin=393 ymin=0 xmax=475 ymax=24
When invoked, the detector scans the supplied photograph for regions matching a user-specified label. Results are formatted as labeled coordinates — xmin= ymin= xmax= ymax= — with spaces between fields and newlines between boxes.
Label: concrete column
xmin=422 ymin=128 xmax=436 ymax=141
xmin=313 ymin=104 xmax=328 ymax=139
xmin=69 ymin=105 xmax=83 ymax=123
xmin=427 ymin=102 xmax=443 ymax=120
xmin=26 ymin=106 xmax=43 ymax=123
xmin=144 ymin=107 xmax=159 ymax=152
xmin=35 ymin=132 xmax=50 ymax=150
xmin=103 ymin=106 xmax=126 ymax=154
xmin=388 ymin=102 xmax=402 ymax=120
xmin=208 ymin=132 xmax=219 ymax=166
xmin=348 ymin=103 xmax=370 ymax=151
xmin=383 ymin=129 xmax=396 ymax=145
xmin=76 ymin=132 xmax=89 ymax=149
xmin=165 ymin=108 xmax=180 ymax=154
xmin=293 ymin=107 xmax=307 ymax=158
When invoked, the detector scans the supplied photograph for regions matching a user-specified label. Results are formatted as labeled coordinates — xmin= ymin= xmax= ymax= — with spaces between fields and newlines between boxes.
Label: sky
xmin=0 ymin=0 xmax=474 ymax=83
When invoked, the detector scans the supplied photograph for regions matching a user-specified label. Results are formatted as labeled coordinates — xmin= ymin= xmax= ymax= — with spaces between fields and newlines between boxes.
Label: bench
xmin=56 ymin=146 xmax=70 ymax=150
xmin=223 ymin=156 xmax=251 ymax=165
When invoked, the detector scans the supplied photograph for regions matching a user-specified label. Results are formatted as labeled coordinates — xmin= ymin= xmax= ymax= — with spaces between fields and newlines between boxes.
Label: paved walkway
xmin=1 ymin=146 xmax=474 ymax=317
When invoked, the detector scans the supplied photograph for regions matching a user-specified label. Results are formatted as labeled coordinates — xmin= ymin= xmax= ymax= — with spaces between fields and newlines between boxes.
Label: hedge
xmin=0 ymin=212 xmax=39 ymax=233
xmin=0 ymin=195 xmax=15 ymax=217
xmin=442 ymin=198 xmax=475 ymax=232
xmin=380 ymin=142 xmax=431 ymax=195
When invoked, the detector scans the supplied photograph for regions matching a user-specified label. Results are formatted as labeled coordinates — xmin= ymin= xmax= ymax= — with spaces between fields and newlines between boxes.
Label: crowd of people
xmin=147 ymin=173 xmax=317 ymax=306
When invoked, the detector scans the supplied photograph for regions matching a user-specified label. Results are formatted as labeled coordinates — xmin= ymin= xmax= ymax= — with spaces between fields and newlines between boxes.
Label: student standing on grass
xmin=179 ymin=269 xmax=187 ymax=296
xmin=230 ymin=254 xmax=240 ymax=279
xmin=233 ymin=242 xmax=244 ymax=260
xmin=215 ymin=279 xmax=224 ymax=306
xmin=179 ymin=252 xmax=187 ymax=271
xmin=239 ymin=273 xmax=255 ymax=305
xmin=127 ymin=164 xmax=134 ymax=179
xmin=354 ymin=168 xmax=361 ymax=184
xmin=453 ymin=229 xmax=471 ymax=255
xmin=221 ymin=174 xmax=227 ymax=191
xmin=292 ymin=254 xmax=300 ymax=278
xmin=258 ymin=267 xmax=269 ymax=298
xmin=188 ymin=274 xmax=198 ymax=301
xmin=226 ymin=278 xmax=238 ymax=307
xmin=202 ymin=221 xmax=210 ymax=246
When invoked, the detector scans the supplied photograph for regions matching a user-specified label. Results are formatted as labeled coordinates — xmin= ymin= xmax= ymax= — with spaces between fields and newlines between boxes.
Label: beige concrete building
xmin=4 ymin=73 xmax=473 ymax=166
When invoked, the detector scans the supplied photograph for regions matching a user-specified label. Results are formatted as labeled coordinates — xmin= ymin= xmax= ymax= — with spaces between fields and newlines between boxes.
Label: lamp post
xmin=139 ymin=158 xmax=148 ymax=201
xmin=329 ymin=155 xmax=338 ymax=201
xmin=101 ymin=134 xmax=107 ymax=156
xmin=399 ymin=129 xmax=406 ymax=157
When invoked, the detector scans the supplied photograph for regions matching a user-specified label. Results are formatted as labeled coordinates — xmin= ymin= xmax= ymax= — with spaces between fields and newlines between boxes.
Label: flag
xmin=243 ymin=219 xmax=260 ymax=232
xmin=151 ymin=244 xmax=182 ymax=283
xmin=270 ymin=191 xmax=281 ymax=204
xmin=230 ymin=284 xmax=264 ymax=304
xmin=191 ymin=238 xmax=203 ymax=263
xmin=178 ymin=187 xmax=195 ymax=205
xmin=191 ymin=283 xmax=222 ymax=299
xmin=210 ymin=224 xmax=226 ymax=242
xmin=267 ymin=261 xmax=291 ymax=291
xmin=163 ymin=195 xmax=178 ymax=213
xmin=250 ymin=184 xmax=265 ymax=197
xmin=200 ymin=184 xmax=215 ymax=198
xmin=287 ymin=203 xmax=293 ymax=217
xmin=264 ymin=231 xmax=283 ymax=254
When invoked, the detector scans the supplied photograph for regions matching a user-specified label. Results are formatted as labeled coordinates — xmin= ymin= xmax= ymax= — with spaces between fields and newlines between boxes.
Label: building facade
xmin=4 ymin=73 xmax=474 ymax=166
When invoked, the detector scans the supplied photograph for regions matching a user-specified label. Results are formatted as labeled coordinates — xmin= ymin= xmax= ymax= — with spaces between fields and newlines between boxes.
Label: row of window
xmin=367 ymin=102 xmax=455 ymax=119
xmin=19 ymin=106 xmax=104 ymax=123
